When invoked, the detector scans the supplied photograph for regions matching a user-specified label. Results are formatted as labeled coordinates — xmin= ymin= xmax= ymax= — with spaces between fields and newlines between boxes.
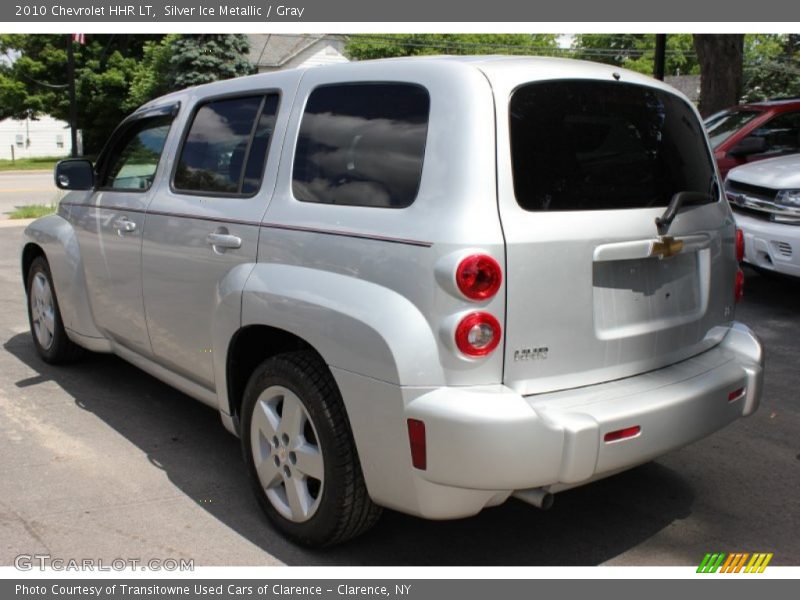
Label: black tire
xmin=26 ymin=256 xmax=83 ymax=364
xmin=240 ymin=351 xmax=381 ymax=547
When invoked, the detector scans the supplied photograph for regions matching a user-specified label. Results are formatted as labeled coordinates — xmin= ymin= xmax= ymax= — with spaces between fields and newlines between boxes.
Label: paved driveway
xmin=0 ymin=171 xmax=61 ymax=219
xmin=1 ymin=222 xmax=798 ymax=566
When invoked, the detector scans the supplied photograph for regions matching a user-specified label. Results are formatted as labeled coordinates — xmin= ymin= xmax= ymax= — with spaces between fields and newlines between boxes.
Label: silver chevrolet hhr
xmin=21 ymin=56 xmax=764 ymax=546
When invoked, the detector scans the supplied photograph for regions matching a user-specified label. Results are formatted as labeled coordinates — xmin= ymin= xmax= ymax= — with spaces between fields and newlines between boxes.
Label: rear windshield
xmin=704 ymin=108 xmax=761 ymax=148
xmin=510 ymin=80 xmax=716 ymax=212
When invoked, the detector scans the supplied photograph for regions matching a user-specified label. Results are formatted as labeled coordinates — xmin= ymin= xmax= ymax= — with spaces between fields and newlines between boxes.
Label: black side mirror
xmin=729 ymin=136 xmax=767 ymax=158
xmin=54 ymin=159 xmax=94 ymax=190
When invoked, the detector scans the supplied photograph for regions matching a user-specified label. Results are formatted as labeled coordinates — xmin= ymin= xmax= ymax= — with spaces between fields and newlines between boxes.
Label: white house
xmin=248 ymin=34 xmax=348 ymax=73
xmin=0 ymin=115 xmax=72 ymax=161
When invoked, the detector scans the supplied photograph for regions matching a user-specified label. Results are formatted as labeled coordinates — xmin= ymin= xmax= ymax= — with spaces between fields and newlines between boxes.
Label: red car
xmin=704 ymin=98 xmax=800 ymax=180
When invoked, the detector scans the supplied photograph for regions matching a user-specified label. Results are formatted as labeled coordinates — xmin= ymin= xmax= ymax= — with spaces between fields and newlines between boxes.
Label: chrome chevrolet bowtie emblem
xmin=650 ymin=236 xmax=684 ymax=259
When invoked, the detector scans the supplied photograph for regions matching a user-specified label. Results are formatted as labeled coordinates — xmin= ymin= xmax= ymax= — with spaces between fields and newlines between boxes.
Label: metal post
xmin=654 ymin=34 xmax=667 ymax=81
xmin=67 ymin=36 xmax=78 ymax=158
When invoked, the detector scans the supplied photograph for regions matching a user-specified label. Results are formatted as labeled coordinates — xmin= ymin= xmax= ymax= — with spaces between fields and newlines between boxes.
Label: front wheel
xmin=240 ymin=351 xmax=381 ymax=546
xmin=26 ymin=256 xmax=83 ymax=364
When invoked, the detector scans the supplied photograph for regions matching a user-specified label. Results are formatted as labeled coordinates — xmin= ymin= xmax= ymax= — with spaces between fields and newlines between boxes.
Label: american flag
xmin=72 ymin=34 xmax=86 ymax=44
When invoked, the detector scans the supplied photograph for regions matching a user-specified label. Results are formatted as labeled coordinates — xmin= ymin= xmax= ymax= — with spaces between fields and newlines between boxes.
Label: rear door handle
xmin=113 ymin=217 xmax=137 ymax=233
xmin=206 ymin=232 xmax=242 ymax=250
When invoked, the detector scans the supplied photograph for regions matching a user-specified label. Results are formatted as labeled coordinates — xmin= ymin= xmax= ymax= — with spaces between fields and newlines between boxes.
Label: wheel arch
xmin=20 ymin=215 xmax=105 ymax=343
xmin=225 ymin=324 xmax=325 ymax=429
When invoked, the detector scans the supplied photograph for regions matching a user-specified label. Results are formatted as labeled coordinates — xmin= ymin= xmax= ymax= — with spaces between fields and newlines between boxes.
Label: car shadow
xmin=4 ymin=332 xmax=695 ymax=566
xmin=739 ymin=265 xmax=800 ymax=318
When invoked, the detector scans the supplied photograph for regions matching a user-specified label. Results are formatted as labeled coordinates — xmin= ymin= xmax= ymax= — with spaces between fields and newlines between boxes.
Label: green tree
xmin=0 ymin=34 xmax=255 ymax=155
xmin=0 ymin=34 xmax=161 ymax=154
xmin=571 ymin=34 xmax=699 ymax=76
xmin=127 ymin=34 xmax=254 ymax=110
xmin=345 ymin=34 xmax=559 ymax=60
xmin=742 ymin=34 xmax=800 ymax=101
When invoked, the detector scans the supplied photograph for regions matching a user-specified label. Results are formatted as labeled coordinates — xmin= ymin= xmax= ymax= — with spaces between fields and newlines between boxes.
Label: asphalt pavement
xmin=0 ymin=171 xmax=62 ymax=219
xmin=0 ymin=221 xmax=798 ymax=566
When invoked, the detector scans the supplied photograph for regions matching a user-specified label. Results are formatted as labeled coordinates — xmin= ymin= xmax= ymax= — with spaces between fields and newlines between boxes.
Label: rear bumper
xmin=398 ymin=322 xmax=763 ymax=517
xmin=735 ymin=211 xmax=800 ymax=277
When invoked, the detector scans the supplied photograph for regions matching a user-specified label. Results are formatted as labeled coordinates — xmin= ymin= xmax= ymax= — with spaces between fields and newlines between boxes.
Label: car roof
xmin=738 ymin=97 xmax=800 ymax=111
xmin=136 ymin=55 xmax=688 ymax=113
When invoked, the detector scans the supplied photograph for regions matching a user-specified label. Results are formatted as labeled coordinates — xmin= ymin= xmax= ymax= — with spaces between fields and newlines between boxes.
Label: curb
xmin=0 ymin=218 xmax=36 ymax=229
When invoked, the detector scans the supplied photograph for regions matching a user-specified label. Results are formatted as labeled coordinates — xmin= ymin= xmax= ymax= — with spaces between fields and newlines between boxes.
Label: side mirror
xmin=729 ymin=136 xmax=767 ymax=158
xmin=54 ymin=159 xmax=94 ymax=190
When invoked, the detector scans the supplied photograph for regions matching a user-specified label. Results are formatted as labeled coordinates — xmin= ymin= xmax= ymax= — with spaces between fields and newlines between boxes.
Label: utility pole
xmin=67 ymin=35 xmax=78 ymax=157
xmin=654 ymin=34 xmax=667 ymax=81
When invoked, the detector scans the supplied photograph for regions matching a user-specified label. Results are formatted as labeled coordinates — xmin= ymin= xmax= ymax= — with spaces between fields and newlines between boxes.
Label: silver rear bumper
xmin=401 ymin=322 xmax=763 ymax=517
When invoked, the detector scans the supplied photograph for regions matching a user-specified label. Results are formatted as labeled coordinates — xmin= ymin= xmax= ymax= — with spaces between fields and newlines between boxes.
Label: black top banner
xmin=3 ymin=0 xmax=800 ymax=22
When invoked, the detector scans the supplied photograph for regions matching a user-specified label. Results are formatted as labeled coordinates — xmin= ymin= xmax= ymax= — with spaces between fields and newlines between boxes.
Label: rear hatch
xmin=496 ymin=76 xmax=736 ymax=395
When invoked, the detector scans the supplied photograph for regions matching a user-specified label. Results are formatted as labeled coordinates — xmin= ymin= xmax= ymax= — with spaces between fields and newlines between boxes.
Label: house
xmin=0 ymin=115 xmax=72 ymax=161
xmin=247 ymin=34 xmax=348 ymax=73
xmin=665 ymin=75 xmax=702 ymax=104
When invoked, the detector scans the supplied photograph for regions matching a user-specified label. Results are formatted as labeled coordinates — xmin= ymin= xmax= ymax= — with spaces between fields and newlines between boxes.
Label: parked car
xmin=704 ymin=97 xmax=800 ymax=180
xmin=21 ymin=57 xmax=764 ymax=547
xmin=725 ymin=153 xmax=800 ymax=278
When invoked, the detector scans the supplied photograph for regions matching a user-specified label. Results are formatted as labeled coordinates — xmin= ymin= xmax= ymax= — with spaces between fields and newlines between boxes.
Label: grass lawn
xmin=8 ymin=204 xmax=57 ymax=219
xmin=0 ymin=156 xmax=65 ymax=172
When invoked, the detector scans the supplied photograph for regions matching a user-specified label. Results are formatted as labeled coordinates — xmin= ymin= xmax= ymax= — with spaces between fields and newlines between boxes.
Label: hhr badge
xmin=514 ymin=347 xmax=549 ymax=361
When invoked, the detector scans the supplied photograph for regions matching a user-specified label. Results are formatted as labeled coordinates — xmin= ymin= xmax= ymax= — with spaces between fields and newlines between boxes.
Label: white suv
xmin=22 ymin=56 xmax=763 ymax=546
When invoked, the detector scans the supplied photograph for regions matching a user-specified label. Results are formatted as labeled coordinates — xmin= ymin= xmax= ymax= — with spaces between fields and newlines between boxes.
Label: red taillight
xmin=455 ymin=312 xmax=502 ymax=357
xmin=455 ymin=254 xmax=502 ymax=301
xmin=735 ymin=268 xmax=745 ymax=303
xmin=407 ymin=419 xmax=426 ymax=470
xmin=736 ymin=228 xmax=745 ymax=263
xmin=604 ymin=426 xmax=641 ymax=443
xmin=728 ymin=387 xmax=746 ymax=402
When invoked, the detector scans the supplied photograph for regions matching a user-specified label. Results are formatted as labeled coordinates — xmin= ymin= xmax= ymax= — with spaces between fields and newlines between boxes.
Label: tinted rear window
xmin=292 ymin=83 xmax=430 ymax=208
xmin=510 ymin=81 xmax=716 ymax=212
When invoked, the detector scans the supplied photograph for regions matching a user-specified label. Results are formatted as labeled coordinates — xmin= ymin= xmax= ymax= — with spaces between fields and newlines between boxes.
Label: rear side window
xmin=292 ymin=83 xmax=430 ymax=208
xmin=510 ymin=81 xmax=716 ymax=212
xmin=174 ymin=94 xmax=279 ymax=196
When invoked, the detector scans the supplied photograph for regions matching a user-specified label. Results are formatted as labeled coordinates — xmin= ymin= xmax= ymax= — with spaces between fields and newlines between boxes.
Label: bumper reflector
xmin=728 ymin=387 xmax=746 ymax=402
xmin=604 ymin=425 xmax=641 ymax=443
xmin=407 ymin=419 xmax=427 ymax=470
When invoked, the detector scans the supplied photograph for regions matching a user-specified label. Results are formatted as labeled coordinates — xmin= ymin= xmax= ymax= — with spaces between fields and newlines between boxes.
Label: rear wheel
xmin=240 ymin=351 xmax=381 ymax=546
xmin=26 ymin=256 xmax=83 ymax=364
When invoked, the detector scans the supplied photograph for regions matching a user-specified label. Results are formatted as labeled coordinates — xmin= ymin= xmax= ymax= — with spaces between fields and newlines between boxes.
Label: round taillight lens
xmin=455 ymin=254 xmax=502 ymax=301
xmin=736 ymin=228 xmax=745 ymax=263
xmin=455 ymin=312 xmax=502 ymax=357
xmin=735 ymin=268 xmax=745 ymax=303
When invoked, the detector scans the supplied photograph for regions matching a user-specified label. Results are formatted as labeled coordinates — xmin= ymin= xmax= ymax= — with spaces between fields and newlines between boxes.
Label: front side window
xmin=174 ymin=94 xmax=279 ymax=196
xmin=745 ymin=111 xmax=800 ymax=155
xmin=293 ymin=83 xmax=430 ymax=208
xmin=101 ymin=115 xmax=173 ymax=191
xmin=705 ymin=108 xmax=761 ymax=149
xmin=510 ymin=80 xmax=716 ymax=212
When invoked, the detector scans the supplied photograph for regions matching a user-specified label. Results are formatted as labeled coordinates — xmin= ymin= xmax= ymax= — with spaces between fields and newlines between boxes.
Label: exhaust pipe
xmin=513 ymin=488 xmax=554 ymax=510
